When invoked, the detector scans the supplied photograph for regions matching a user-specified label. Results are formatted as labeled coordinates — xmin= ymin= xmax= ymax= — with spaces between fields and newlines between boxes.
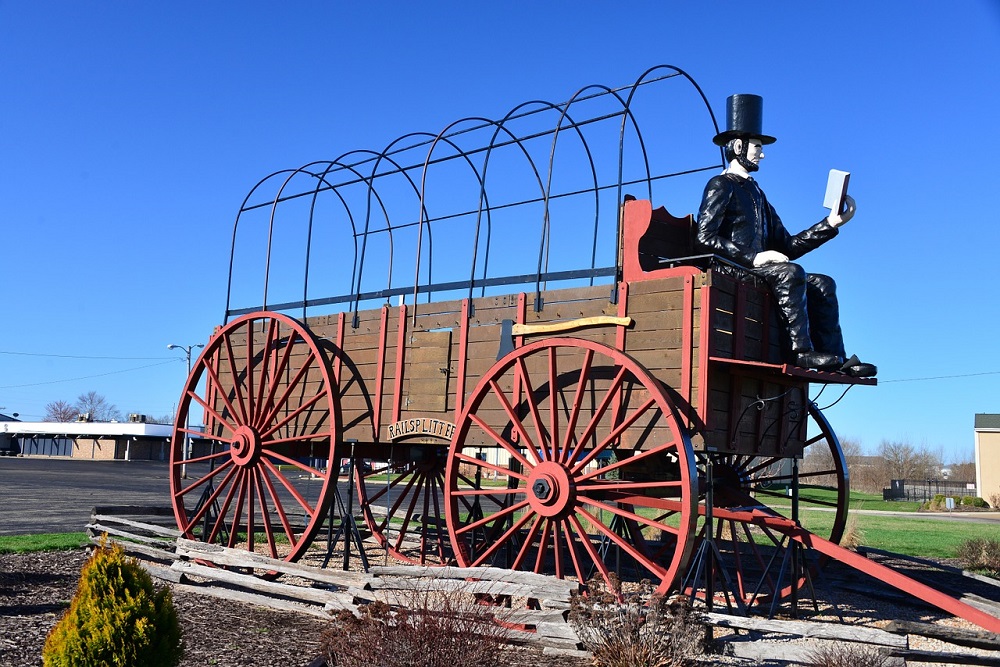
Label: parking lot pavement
xmin=0 ymin=457 xmax=172 ymax=536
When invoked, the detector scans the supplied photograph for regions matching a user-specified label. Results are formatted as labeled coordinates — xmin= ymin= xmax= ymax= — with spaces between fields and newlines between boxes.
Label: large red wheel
xmin=169 ymin=312 xmax=340 ymax=565
xmin=355 ymin=446 xmax=451 ymax=565
xmin=686 ymin=402 xmax=849 ymax=610
xmin=445 ymin=338 xmax=697 ymax=596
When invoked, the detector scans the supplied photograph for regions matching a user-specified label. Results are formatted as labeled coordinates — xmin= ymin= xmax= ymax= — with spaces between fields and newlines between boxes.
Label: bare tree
xmin=44 ymin=400 xmax=78 ymax=422
xmin=74 ymin=391 xmax=122 ymax=422
xmin=803 ymin=435 xmax=865 ymax=490
xmin=875 ymin=439 xmax=940 ymax=488
xmin=948 ymin=460 xmax=976 ymax=483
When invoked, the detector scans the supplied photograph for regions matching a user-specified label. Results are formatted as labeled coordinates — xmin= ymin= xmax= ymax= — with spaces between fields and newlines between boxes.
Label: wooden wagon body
xmin=166 ymin=67 xmax=1000 ymax=633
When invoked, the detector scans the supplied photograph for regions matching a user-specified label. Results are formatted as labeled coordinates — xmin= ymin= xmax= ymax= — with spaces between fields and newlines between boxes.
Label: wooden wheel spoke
xmin=561 ymin=518 xmax=588 ymax=585
xmin=259 ymin=390 xmax=325 ymax=441
xmin=566 ymin=513 xmax=614 ymax=588
xmin=547 ymin=346 xmax=559 ymax=464
xmin=253 ymin=319 xmax=278 ymax=421
xmin=576 ymin=441 xmax=673 ymax=483
xmin=244 ymin=324 xmax=256 ymax=421
xmin=465 ymin=507 xmax=535 ymax=567
xmin=740 ymin=456 xmax=783 ymax=477
xmin=455 ymin=498 xmax=530 ymax=537
xmin=392 ymin=474 xmax=427 ymax=554
xmin=562 ymin=365 xmax=627 ymax=466
xmin=575 ymin=505 xmax=667 ymax=578
xmin=227 ymin=470 xmax=249 ymax=549
xmin=572 ymin=396 xmax=663 ymax=475
xmin=430 ymin=471 xmax=447 ymax=562
xmin=260 ymin=432 xmax=329 ymax=450
xmin=174 ymin=457 xmax=233 ymax=496
xmin=187 ymin=390 xmax=240 ymax=439
xmin=560 ymin=348 xmax=594 ymax=454
xmin=204 ymin=469 xmax=242 ymax=545
xmin=246 ymin=468 xmax=257 ymax=553
xmin=575 ymin=479 xmax=684 ymax=494
xmin=454 ymin=452 xmax=528 ymax=482
xmin=528 ymin=518 xmax=552 ymax=574
xmin=487 ymin=379 xmax=542 ymax=464
xmin=467 ymin=414 xmax=535 ymax=473
xmin=257 ymin=332 xmax=300 ymax=431
xmin=177 ymin=462 xmax=237 ymax=532
xmin=377 ymin=473 xmax=422 ymax=534
xmin=223 ymin=336 xmax=250 ymax=425
xmin=262 ymin=447 xmax=326 ymax=480
xmin=515 ymin=356 xmax=550 ymax=462
xmin=260 ymin=458 xmax=316 ymax=517
xmin=363 ymin=468 xmax=411 ymax=504
xmin=181 ymin=448 xmax=232 ymax=470
xmin=259 ymin=466 xmax=298 ymax=549
xmin=199 ymin=357 xmax=249 ymax=431
xmin=255 ymin=352 xmax=317 ymax=434
xmin=252 ymin=469 xmax=278 ymax=559
xmin=578 ymin=495 xmax=682 ymax=537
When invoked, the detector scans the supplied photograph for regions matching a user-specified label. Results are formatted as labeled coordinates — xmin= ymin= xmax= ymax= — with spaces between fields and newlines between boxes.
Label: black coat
xmin=694 ymin=173 xmax=838 ymax=267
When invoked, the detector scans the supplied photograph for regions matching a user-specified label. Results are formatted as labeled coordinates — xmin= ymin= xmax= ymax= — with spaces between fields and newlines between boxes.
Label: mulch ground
xmin=3 ymin=547 xmax=998 ymax=667
xmin=0 ymin=548 xmax=589 ymax=667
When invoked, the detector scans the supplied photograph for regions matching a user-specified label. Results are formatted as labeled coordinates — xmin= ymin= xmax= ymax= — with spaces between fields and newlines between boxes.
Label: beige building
xmin=0 ymin=417 xmax=172 ymax=461
xmin=973 ymin=413 xmax=1000 ymax=506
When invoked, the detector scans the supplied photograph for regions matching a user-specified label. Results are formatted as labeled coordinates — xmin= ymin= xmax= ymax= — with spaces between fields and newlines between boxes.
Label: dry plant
xmin=320 ymin=586 xmax=515 ymax=667
xmin=838 ymin=515 xmax=864 ymax=550
xmin=804 ymin=642 xmax=893 ymax=667
xmin=569 ymin=575 xmax=709 ymax=667
xmin=956 ymin=537 xmax=1000 ymax=575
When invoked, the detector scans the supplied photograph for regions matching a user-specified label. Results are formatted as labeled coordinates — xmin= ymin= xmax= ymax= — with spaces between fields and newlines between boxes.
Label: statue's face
xmin=744 ymin=138 xmax=764 ymax=168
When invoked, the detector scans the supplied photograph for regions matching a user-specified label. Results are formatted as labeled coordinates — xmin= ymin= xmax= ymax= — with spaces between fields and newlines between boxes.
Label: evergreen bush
xmin=42 ymin=540 xmax=182 ymax=667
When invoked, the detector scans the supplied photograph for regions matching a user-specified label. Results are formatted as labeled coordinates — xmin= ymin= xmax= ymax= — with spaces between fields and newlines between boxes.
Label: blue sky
xmin=2 ymin=2 xmax=998 ymax=463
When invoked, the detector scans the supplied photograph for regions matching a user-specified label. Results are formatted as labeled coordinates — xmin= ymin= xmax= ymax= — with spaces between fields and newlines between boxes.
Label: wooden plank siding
xmin=206 ymin=263 xmax=808 ymax=459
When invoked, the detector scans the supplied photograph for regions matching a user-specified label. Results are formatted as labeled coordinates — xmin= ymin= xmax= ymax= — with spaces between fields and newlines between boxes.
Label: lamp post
xmin=168 ymin=343 xmax=204 ymax=479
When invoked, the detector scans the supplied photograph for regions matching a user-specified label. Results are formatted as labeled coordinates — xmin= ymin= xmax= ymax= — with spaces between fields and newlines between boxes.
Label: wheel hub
xmin=231 ymin=424 xmax=263 ymax=467
xmin=709 ymin=460 xmax=752 ymax=508
xmin=526 ymin=461 xmax=574 ymax=517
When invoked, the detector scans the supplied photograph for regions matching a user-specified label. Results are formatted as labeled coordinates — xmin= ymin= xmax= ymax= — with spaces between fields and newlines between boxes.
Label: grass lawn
xmin=0 ymin=532 xmax=90 ymax=554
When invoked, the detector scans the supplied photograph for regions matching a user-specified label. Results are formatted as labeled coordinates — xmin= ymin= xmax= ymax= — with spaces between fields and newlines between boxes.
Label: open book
xmin=823 ymin=169 xmax=850 ymax=214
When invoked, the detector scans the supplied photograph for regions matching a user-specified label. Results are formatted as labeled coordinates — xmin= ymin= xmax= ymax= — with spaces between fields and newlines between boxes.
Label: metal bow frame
xmin=222 ymin=65 xmax=722 ymax=325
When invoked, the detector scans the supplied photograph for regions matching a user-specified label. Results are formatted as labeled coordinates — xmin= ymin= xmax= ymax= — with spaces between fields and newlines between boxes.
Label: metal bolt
xmin=532 ymin=478 xmax=552 ymax=500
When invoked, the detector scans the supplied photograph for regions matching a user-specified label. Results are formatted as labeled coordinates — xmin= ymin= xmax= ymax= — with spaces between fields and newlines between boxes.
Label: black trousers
xmin=752 ymin=262 xmax=846 ymax=359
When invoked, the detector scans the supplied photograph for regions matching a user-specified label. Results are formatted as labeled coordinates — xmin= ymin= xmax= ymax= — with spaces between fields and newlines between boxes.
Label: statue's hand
xmin=752 ymin=250 xmax=789 ymax=267
xmin=829 ymin=195 xmax=856 ymax=228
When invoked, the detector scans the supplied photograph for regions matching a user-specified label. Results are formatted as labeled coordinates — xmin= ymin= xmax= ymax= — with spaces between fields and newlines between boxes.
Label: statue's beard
xmin=737 ymin=152 xmax=760 ymax=173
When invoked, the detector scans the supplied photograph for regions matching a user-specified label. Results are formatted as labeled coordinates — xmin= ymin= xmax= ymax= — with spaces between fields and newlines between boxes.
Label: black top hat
xmin=712 ymin=93 xmax=776 ymax=146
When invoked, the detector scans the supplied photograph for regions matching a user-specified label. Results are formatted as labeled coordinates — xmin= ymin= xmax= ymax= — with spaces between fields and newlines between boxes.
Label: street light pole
xmin=168 ymin=343 xmax=204 ymax=479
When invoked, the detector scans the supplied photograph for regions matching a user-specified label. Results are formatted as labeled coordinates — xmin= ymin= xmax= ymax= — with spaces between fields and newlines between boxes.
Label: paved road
xmin=0 ymin=457 xmax=174 ymax=535
xmin=3 ymin=456 xmax=998 ymax=536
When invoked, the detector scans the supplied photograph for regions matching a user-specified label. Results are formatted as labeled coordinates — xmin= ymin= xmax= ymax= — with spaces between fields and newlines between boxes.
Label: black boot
xmin=795 ymin=351 xmax=843 ymax=370
xmin=840 ymin=354 xmax=877 ymax=377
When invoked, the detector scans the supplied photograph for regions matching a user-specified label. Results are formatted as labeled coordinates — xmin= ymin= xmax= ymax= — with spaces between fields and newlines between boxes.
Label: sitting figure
xmin=695 ymin=94 xmax=875 ymax=377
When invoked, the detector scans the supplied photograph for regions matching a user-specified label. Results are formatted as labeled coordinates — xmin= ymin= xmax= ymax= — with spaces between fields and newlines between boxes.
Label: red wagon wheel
xmin=169 ymin=311 xmax=340 ymax=566
xmin=355 ymin=446 xmax=451 ymax=565
xmin=685 ymin=402 xmax=849 ymax=610
xmin=445 ymin=338 xmax=697 ymax=596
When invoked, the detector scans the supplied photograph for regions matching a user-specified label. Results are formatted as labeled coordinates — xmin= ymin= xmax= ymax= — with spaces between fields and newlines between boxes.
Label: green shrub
xmin=960 ymin=495 xmax=988 ymax=508
xmin=43 ymin=540 xmax=183 ymax=667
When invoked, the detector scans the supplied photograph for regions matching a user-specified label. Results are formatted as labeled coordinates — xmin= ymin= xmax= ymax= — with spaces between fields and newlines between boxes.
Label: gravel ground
xmin=3 ymin=547 xmax=998 ymax=667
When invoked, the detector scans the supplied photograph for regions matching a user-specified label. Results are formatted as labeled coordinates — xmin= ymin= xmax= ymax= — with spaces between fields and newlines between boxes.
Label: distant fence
xmin=883 ymin=479 xmax=978 ymax=502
